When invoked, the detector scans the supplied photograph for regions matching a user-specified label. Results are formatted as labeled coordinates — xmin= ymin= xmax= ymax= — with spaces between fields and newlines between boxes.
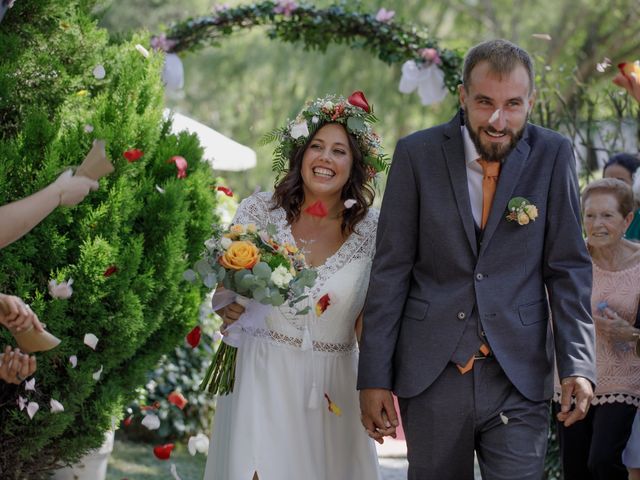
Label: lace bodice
xmin=232 ymin=192 xmax=378 ymax=349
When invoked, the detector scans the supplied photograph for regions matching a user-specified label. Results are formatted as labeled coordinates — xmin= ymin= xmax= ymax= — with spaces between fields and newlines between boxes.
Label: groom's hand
xmin=359 ymin=388 xmax=399 ymax=444
xmin=557 ymin=376 xmax=593 ymax=427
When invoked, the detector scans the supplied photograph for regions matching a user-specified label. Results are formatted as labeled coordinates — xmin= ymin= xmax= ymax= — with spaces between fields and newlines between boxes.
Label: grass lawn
xmin=107 ymin=439 xmax=206 ymax=480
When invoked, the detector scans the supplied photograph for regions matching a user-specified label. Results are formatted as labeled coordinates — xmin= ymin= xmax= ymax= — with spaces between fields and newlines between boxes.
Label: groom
xmin=358 ymin=39 xmax=596 ymax=479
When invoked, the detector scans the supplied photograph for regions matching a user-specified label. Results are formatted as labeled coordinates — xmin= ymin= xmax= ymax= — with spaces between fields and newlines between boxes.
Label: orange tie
xmin=477 ymin=158 xmax=501 ymax=229
xmin=456 ymin=343 xmax=490 ymax=374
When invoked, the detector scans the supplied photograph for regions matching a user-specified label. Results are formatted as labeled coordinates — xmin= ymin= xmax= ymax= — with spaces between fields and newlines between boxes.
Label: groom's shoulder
xmin=526 ymin=122 xmax=570 ymax=147
xmin=399 ymin=122 xmax=449 ymax=149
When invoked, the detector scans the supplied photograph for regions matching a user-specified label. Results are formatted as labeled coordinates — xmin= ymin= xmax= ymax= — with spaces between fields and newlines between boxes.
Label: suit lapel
xmin=479 ymin=128 xmax=531 ymax=256
xmin=443 ymin=115 xmax=478 ymax=257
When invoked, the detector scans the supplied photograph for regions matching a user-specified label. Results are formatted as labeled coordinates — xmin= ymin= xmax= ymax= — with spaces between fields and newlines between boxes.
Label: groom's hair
xmin=462 ymin=39 xmax=535 ymax=95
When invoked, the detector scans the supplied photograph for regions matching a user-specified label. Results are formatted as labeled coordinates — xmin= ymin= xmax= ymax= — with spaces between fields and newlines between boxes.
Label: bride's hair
xmin=271 ymin=122 xmax=374 ymax=235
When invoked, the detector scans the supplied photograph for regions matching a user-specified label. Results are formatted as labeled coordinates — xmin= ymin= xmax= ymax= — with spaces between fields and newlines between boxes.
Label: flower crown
xmin=264 ymin=91 xmax=390 ymax=182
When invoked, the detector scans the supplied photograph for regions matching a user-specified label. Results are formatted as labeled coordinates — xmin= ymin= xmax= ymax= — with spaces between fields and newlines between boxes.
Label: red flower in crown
xmin=347 ymin=91 xmax=370 ymax=113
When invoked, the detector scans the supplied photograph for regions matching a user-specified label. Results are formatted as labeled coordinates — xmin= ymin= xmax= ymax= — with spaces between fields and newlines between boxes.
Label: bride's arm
xmin=355 ymin=311 xmax=363 ymax=343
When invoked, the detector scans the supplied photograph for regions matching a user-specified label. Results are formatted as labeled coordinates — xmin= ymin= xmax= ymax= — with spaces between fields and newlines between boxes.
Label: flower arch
xmin=162 ymin=1 xmax=463 ymax=100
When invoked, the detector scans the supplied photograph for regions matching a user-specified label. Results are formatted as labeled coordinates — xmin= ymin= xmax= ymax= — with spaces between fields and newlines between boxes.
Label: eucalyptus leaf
xmin=253 ymin=262 xmax=272 ymax=280
xmin=203 ymin=273 xmax=218 ymax=289
xmin=183 ymin=269 xmax=197 ymax=283
xmin=195 ymin=259 xmax=212 ymax=276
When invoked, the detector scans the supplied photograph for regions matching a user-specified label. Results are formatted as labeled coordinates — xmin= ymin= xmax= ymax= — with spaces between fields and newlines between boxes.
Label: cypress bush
xmin=0 ymin=1 xmax=217 ymax=477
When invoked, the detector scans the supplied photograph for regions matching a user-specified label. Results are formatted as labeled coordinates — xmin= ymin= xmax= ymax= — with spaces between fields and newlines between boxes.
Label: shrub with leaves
xmin=0 ymin=1 xmax=217 ymax=478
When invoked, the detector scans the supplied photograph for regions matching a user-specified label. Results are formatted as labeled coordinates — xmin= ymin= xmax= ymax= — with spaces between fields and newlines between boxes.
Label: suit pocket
xmin=403 ymin=297 xmax=430 ymax=321
xmin=518 ymin=299 xmax=549 ymax=325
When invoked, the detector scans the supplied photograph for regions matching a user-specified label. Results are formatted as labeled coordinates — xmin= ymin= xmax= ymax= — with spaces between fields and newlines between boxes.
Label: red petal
xmin=217 ymin=186 xmax=234 ymax=197
xmin=103 ymin=265 xmax=118 ymax=277
xmin=304 ymin=200 xmax=328 ymax=218
xmin=169 ymin=155 xmax=188 ymax=179
xmin=316 ymin=293 xmax=331 ymax=314
xmin=153 ymin=443 xmax=174 ymax=460
xmin=123 ymin=415 xmax=133 ymax=427
xmin=123 ymin=149 xmax=144 ymax=162
xmin=167 ymin=391 xmax=188 ymax=410
xmin=347 ymin=91 xmax=371 ymax=113
xmin=186 ymin=326 xmax=201 ymax=348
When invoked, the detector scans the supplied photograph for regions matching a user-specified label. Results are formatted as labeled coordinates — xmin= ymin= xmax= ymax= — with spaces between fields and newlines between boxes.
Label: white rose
xmin=220 ymin=237 xmax=233 ymax=249
xmin=290 ymin=120 xmax=309 ymax=140
xmin=517 ymin=212 xmax=530 ymax=225
xmin=270 ymin=265 xmax=294 ymax=289
xmin=524 ymin=204 xmax=538 ymax=220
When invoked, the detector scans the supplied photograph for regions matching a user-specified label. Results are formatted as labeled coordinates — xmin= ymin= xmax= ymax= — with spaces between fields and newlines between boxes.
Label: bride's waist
xmin=243 ymin=327 xmax=357 ymax=355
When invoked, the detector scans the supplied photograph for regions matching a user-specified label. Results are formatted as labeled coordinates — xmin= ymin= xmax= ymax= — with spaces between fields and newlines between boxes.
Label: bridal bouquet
xmin=186 ymin=222 xmax=317 ymax=395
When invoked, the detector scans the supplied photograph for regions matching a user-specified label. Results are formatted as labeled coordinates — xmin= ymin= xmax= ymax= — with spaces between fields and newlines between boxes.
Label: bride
xmin=203 ymin=91 xmax=387 ymax=480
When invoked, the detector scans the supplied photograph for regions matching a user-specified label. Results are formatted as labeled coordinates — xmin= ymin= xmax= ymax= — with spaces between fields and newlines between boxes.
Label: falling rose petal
xmin=17 ymin=395 xmax=27 ymax=411
xmin=315 ymin=294 xmax=331 ymax=316
xmin=500 ymin=412 xmax=509 ymax=424
xmin=304 ymin=200 xmax=328 ymax=218
xmin=123 ymin=415 xmax=133 ymax=427
xmin=168 ymin=156 xmax=188 ymax=179
xmin=216 ymin=186 xmax=233 ymax=197
xmin=123 ymin=148 xmax=144 ymax=162
xmin=153 ymin=443 xmax=174 ymax=461
xmin=26 ymin=402 xmax=39 ymax=419
xmin=135 ymin=44 xmax=150 ymax=58
xmin=50 ymin=399 xmax=64 ymax=413
xmin=141 ymin=401 xmax=161 ymax=411
xmin=324 ymin=393 xmax=342 ymax=416
xmin=103 ymin=265 xmax=118 ymax=277
xmin=596 ymin=57 xmax=612 ymax=73
xmin=167 ymin=391 xmax=188 ymax=410
xmin=84 ymin=124 xmax=94 ymax=133
xmin=343 ymin=199 xmax=357 ymax=209
xmin=187 ymin=433 xmax=209 ymax=456
xmin=24 ymin=378 xmax=36 ymax=391
xmin=69 ymin=355 xmax=78 ymax=368
xmin=531 ymin=33 xmax=552 ymax=41
xmin=92 ymin=365 xmax=103 ymax=381
xmin=186 ymin=326 xmax=201 ymax=348
xmin=84 ymin=333 xmax=99 ymax=350
xmin=375 ymin=7 xmax=395 ymax=22
xmin=141 ymin=413 xmax=161 ymax=430
xmin=155 ymin=184 xmax=166 ymax=194
xmin=92 ymin=65 xmax=106 ymax=80
xmin=170 ymin=463 xmax=182 ymax=480
xmin=48 ymin=278 xmax=73 ymax=299
xmin=488 ymin=109 xmax=500 ymax=124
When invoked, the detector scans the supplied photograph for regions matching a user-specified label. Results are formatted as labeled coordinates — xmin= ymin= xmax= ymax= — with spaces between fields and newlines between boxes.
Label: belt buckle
xmin=473 ymin=351 xmax=490 ymax=360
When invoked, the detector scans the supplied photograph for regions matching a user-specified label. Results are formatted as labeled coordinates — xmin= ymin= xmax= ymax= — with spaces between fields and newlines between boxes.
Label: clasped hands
xmin=0 ymin=293 xmax=44 ymax=334
xmin=0 ymin=346 xmax=36 ymax=384
xmin=359 ymin=388 xmax=399 ymax=444
xmin=594 ymin=307 xmax=640 ymax=343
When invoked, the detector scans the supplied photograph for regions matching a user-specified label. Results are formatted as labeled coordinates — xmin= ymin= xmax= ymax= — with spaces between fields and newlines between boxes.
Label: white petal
xmin=194 ymin=433 xmax=209 ymax=453
xmin=69 ymin=355 xmax=77 ymax=368
xmin=26 ymin=402 xmax=39 ymax=419
xmin=141 ymin=413 xmax=161 ymax=430
xmin=84 ymin=124 xmax=94 ymax=133
xmin=155 ymin=184 xmax=166 ymax=194
xmin=92 ymin=365 xmax=103 ymax=381
xmin=531 ymin=33 xmax=552 ymax=41
xmin=135 ymin=44 xmax=150 ymax=58
xmin=187 ymin=436 xmax=197 ymax=456
xmin=50 ymin=399 xmax=64 ymax=413
xmin=500 ymin=412 xmax=509 ymax=424
xmin=488 ymin=109 xmax=500 ymax=124
xmin=84 ymin=333 xmax=99 ymax=350
xmin=170 ymin=463 xmax=182 ymax=480
xmin=17 ymin=395 xmax=27 ymax=410
xmin=92 ymin=65 xmax=106 ymax=80
xmin=343 ymin=199 xmax=357 ymax=209
xmin=24 ymin=378 xmax=36 ymax=391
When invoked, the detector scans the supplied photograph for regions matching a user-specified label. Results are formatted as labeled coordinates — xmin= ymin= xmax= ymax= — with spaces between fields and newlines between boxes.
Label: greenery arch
xmin=165 ymin=0 xmax=463 ymax=94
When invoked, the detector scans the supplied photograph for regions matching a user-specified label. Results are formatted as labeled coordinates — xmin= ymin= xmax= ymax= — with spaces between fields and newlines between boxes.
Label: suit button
xmin=475 ymin=273 xmax=484 ymax=281
xmin=481 ymin=330 xmax=486 ymax=337
xmin=457 ymin=311 xmax=466 ymax=320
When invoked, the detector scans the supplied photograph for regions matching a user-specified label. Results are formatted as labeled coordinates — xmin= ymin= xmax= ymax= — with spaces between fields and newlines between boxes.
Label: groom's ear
xmin=527 ymin=88 xmax=537 ymax=112
xmin=458 ymin=84 xmax=467 ymax=109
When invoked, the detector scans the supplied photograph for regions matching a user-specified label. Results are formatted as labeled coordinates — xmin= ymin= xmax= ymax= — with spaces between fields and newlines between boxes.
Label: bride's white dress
xmin=203 ymin=192 xmax=382 ymax=480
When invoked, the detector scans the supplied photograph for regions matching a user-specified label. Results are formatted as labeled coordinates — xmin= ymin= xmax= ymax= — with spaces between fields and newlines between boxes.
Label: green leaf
xmin=507 ymin=196 xmax=530 ymax=211
xmin=253 ymin=262 xmax=272 ymax=280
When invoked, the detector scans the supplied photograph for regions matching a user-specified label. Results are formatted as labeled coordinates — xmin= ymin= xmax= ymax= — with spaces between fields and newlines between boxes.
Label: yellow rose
xmin=517 ymin=212 xmax=530 ymax=225
xmin=246 ymin=223 xmax=257 ymax=234
xmin=524 ymin=205 xmax=538 ymax=220
xmin=219 ymin=241 xmax=260 ymax=270
xmin=229 ymin=225 xmax=245 ymax=236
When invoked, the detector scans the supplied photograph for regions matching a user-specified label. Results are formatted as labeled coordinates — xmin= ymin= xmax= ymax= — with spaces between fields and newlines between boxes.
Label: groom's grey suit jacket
xmin=358 ymin=111 xmax=596 ymax=402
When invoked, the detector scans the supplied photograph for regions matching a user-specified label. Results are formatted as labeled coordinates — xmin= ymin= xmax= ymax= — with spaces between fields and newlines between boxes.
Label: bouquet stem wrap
xmin=201 ymin=289 xmax=270 ymax=395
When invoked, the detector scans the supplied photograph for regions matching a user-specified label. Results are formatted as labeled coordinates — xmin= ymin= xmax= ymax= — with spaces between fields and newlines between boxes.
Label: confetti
xmin=531 ymin=33 xmax=552 ymax=41
xmin=50 ymin=399 xmax=64 ymax=413
xmin=93 ymin=365 xmax=103 ymax=381
xmin=92 ymin=65 xmax=106 ymax=80
xmin=216 ymin=186 xmax=233 ymax=197
xmin=123 ymin=149 xmax=144 ymax=162
xmin=123 ymin=415 xmax=133 ymax=427
xmin=135 ymin=44 xmax=150 ymax=58
xmin=48 ymin=278 xmax=73 ymax=299
xmin=324 ymin=393 xmax=342 ymax=416
xmin=26 ymin=402 xmax=39 ymax=419
xmin=84 ymin=124 xmax=94 ymax=133
xmin=24 ymin=378 xmax=35 ymax=391
xmin=153 ymin=443 xmax=174 ymax=460
xmin=170 ymin=463 xmax=182 ymax=480
xmin=344 ymin=199 xmax=357 ymax=209
xmin=187 ymin=433 xmax=209 ymax=456
xmin=155 ymin=184 xmax=166 ymax=194
xmin=186 ymin=326 xmax=201 ymax=348
xmin=17 ymin=396 xmax=26 ymax=411
xmin=69 ymin=355 xmax=77 ymax=368
xmin=167 ymin=391 xmax=188 ymax=410
xmin=168 ymin=156 xmax=188 ymax=179
xmin=84 ymin=333 xmax=99 ymax=350
xmin=315 ymin=294 xmax=331 ymax=316
xmin=103 ymin=265 xmax=118 ymax=277
xmin=488 ymin=109 xmax=500 ymax=124
xmin=304 ymin=200 xmax=328 ymax=218
xmin=500 ymin=412 xmax=509 ymax=424
xmin=141 ymin=413 xmax=161 ymax=430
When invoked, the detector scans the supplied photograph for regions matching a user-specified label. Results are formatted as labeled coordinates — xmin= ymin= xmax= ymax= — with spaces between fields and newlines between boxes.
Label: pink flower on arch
xmin=419 ymin=48 xmax=442 ymax=65
xmin=375 ymin=8 xmax=395 ymax=23
xmin=273 ymin=0 xmax=298 ymax=17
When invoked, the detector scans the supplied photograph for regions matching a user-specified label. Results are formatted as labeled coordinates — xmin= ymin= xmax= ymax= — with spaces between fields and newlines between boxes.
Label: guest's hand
xmin=217 ymin=302 xmax=245 ymax=334
xmin=359 ymin=388 xmax=399 ymax=444
xmin=53 ymin=169 xmax=99 ymax=207
xmin=0 ymin=346 xmax=36 ymax=384
xmin=613 ymin=71 xmax=640 ymax=104
xmin=557 ymin=376 xmax=593 ymax=427
xmin=595 ymin=307 xmax=640 ymax=342
xmin=0 ymin=293 xmax=44 ymax=333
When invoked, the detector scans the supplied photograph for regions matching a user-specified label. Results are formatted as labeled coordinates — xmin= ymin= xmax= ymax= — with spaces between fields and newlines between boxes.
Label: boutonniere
xmin=506 ymin=197 xmax=538 ymax=225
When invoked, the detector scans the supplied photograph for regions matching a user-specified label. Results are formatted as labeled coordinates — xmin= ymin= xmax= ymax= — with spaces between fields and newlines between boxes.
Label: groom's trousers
xmin=398 ymin=356 xmax=549 ymax=480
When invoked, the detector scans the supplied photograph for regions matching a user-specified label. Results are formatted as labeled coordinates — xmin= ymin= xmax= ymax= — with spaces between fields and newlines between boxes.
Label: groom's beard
xmin=465 ymin=115 xmax=527 ymax=162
